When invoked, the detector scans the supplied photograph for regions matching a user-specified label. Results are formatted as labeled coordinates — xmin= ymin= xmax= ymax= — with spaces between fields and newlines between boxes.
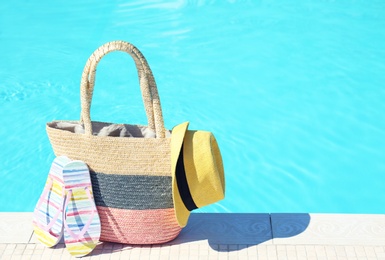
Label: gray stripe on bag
xmin=90 ymin=172 xmax=173 ymax=210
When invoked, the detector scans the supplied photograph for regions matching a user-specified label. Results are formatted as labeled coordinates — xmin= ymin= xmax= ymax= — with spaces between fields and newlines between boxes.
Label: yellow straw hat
xmin=171 ymin=122 xmax=225 ymax=227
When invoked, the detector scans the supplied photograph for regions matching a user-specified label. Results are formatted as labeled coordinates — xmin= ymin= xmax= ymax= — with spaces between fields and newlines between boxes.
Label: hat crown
xmin=171 ymin=122 xmax=225 ymax=227
xmin=183 ymin=130 xmax=225 ymax=208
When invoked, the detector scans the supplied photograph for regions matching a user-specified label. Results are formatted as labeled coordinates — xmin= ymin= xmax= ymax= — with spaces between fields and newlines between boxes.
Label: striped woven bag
xmin=46 ymin=41 xmax=182 ymax=244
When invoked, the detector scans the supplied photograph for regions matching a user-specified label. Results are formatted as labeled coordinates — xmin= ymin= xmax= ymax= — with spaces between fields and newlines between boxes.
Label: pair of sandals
xmin=32 ymin=156 xmax=101 ymax=258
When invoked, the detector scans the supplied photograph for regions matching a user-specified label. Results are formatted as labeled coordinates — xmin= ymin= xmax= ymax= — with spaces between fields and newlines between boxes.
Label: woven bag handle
xmin=80 ymin=41 xmax=166 ymax=138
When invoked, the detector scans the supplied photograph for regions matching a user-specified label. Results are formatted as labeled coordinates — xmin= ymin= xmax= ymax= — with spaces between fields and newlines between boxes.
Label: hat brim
xmin=171 ymin=122 xmax=190 ymax=227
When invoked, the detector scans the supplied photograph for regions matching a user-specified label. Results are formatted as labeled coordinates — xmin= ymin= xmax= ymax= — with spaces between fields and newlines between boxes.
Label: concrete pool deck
xmin=0 ymin=213 xmax=384 ymax=259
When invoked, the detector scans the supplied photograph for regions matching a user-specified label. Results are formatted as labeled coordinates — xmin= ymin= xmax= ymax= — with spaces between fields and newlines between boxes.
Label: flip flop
xmin=32 ymin=156 xmax=71 ymax=247
xmin=62 ymin=160 xmax=101 ymax=257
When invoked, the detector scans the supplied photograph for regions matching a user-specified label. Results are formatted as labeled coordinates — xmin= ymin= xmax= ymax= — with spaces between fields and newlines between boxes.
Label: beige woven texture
xmin=46 ymin=41 xmax=171 ymax=176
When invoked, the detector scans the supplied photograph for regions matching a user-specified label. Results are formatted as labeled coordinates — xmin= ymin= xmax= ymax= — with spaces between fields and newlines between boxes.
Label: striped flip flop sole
xmin=32 ymin=156 xmax=71 ymax=247
xmin=62 ymin=161 xmax=101 ymax=257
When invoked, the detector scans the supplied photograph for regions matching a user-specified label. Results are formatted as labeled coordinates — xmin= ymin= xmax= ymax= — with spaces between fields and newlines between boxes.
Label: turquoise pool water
xmin=1 ymin=1 xmax=385 ymax=213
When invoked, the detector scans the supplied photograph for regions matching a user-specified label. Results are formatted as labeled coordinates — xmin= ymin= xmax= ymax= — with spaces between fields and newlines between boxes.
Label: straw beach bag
xmin=46 ymin=41 xmax=181 ymax=244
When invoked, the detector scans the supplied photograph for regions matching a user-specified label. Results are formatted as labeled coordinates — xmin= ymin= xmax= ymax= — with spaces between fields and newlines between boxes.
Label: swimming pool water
xmin=1 ymin=1 xmax=385 ymax=213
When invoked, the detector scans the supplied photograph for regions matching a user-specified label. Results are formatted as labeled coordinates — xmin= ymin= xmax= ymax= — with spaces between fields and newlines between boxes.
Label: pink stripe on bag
xmin=97 ymin=206 xmax=181 ymax=244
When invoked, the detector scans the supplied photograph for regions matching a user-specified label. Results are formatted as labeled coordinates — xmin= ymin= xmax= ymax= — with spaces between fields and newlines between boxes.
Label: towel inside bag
xmin=47 ymin=121 xmax=171 ymax=138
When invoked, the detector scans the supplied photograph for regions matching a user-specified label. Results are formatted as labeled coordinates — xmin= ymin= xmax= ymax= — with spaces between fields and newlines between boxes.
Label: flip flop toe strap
xmin=64 ymin=187 xmax=96 ymax=241
xmin=34 ymin=178 xmax=64 ymax=234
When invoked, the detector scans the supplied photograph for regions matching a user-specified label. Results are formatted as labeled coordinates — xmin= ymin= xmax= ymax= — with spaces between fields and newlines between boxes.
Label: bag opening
xmin=47 ymin=121 xmax=171 ymax=138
